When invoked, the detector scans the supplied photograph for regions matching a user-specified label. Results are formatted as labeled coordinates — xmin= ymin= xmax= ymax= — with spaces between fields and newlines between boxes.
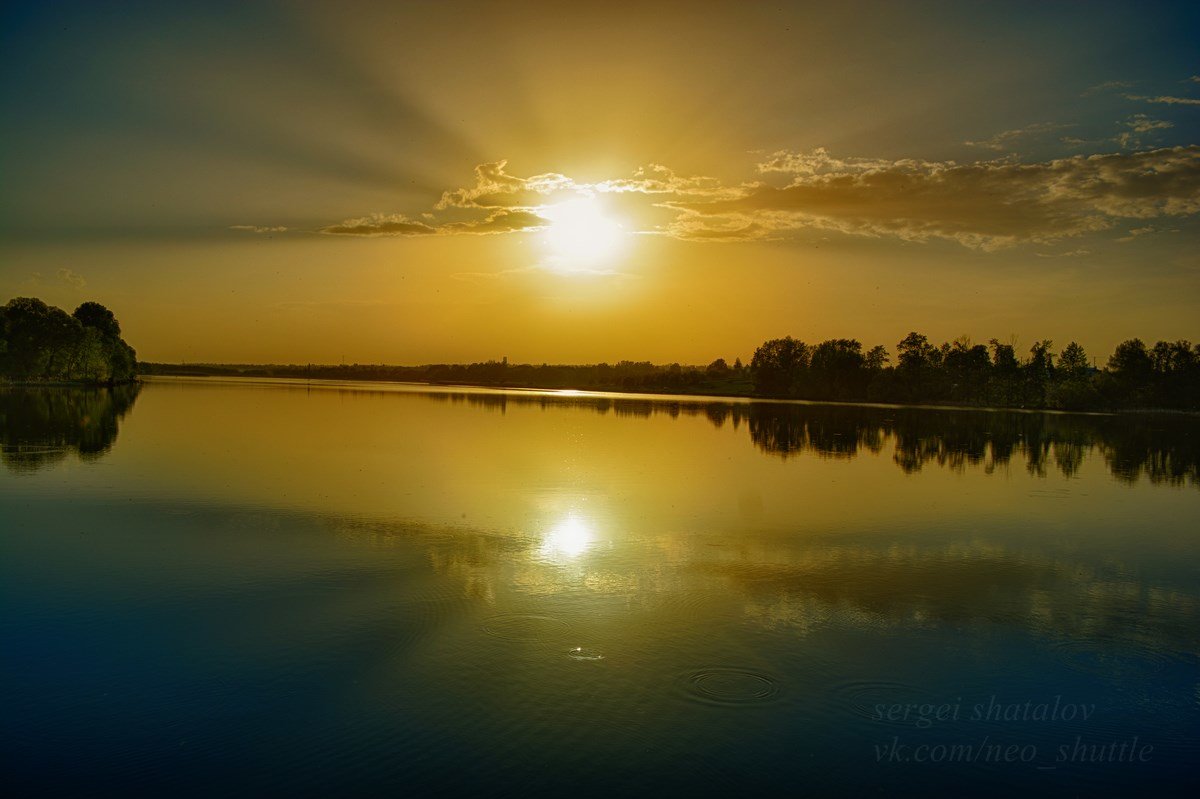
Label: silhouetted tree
xmin=1 ymin=297 xmax=137 ymax=383
xmin=1023 ymin=340 xmax=1054 ymax=406
xmin=942 ymin=337 xmax=991 ymax=402
xmin=897 ymin=332 xmax=935 ymax=371
xmin=1109 ymin=339 xmax=1152 ymax=379
xmin=1057 ymin=341 xmax=1089 ymax=374
xmin=865 ymin=345 xmax=889 ymax=371
xmin=751 ymin=337 xmax=810 ymax=395
xmin=809 ymin=338 xmax=866 ymax=399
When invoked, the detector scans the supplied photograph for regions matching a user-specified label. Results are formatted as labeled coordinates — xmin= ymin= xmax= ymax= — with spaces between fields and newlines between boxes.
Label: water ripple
xmin=677 ymin=667 xmax=781 ymax=706
xmin=481 ymin=614 xmax=570 ymax=643
xmin=830 ymin=679 xmax=938 ymax=726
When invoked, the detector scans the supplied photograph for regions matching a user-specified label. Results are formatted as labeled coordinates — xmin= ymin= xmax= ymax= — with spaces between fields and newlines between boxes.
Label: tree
xmin=73 ymin=302 xmax=122 ymax=339
xmin=864 ymin=345 xmax=889 ymax=371
xmin=941 ymin=338 xmax=991 ymax=402
xmin=897 ymin=332 xmax=935 ymax=371
xmin=809 ymin=339 xmax=866 ymax=399
xmin=1024 ymin=340 xmax=1054 ymax=406
xmin=1108 ymin=339 xmax=1152 ymax=380
xmin=810 ymin=339 xmax=864 ymax=372
xmin=706 ymin=358 xmax=730 ymax=374
xmin=1 ymin=297 xmax=59 ymax=378
xmin=1150 ymin=339 xmax=1196 ymax=375
xmin=750 ymin=337 xmax=809 ymax=395
xmin=989 ymin=338 xmax=1019 ymax=372
xmin=1057 ymin=341 xmax=1089 ymax=374
xmin=943 ymin=338 xmax=990 ymax=376
xmin=1 ymin=297 xmax=137 ymax=383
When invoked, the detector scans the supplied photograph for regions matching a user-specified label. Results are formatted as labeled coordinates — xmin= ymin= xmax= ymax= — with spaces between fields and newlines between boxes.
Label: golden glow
xmin=5 ymin=4 xmax=1196 ymax=367
xmin=538 ymin=196 xmax=628 ymax=272
xmin=539 ymin=513 xmax=594 ymax=561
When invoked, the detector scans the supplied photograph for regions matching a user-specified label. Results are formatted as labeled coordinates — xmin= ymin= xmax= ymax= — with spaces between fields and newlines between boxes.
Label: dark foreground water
xmin=2 ymin=378 xmax=1198 ymax=797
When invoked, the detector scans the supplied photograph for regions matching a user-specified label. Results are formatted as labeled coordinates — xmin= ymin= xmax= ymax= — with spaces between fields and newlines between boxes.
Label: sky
xmin=2 ymin=0 xmax=1198 ymax=365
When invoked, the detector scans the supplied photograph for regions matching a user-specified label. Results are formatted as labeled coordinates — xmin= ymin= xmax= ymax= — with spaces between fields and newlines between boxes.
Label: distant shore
xmin=138 ymin=368 xmax=1200 ymax=417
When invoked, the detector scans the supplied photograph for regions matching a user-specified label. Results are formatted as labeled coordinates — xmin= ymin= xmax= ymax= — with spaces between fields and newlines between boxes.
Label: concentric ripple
xmin=678 ymin=667 xmax=781 ymax=706
xmin=481 ymin=614 xmax=570 ymax=643
xmin=1047 ymin=637 xmax=1175 ymax=677
xmin=830 ymin=679 xmax=938 ymax=726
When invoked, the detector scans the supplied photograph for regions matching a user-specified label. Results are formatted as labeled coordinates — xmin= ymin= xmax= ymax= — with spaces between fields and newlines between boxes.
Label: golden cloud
xmin=307 ymin=145 xmax=1200 ymax=249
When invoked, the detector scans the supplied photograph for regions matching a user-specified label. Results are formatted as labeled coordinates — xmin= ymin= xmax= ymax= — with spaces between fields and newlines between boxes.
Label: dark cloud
xmin=320 ymin=209 xmax=546 ymax=237
xmin=442 ymin=209 xmax=549 ymax=234
xmin=668 ymin=146 xmax=1200 ymax=250
xmin=320 ymin=214 xmax=438 ymax=236
xmin=230 ymin=225 xmax=288 ymax=234
xmin=964 ymin=122 xmax=1068 ymax=152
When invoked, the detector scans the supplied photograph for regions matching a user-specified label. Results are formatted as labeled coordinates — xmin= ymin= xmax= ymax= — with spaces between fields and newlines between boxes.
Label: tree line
xmin=139 ymin=357 xmax=755 ymax=395
xmin=136 ymin=326 xmax=1197 ymax=412
xmin=750 ymin=333 xmax=1200 ymax=411
xmin=1 ymin=297 xmax=138 ymax=383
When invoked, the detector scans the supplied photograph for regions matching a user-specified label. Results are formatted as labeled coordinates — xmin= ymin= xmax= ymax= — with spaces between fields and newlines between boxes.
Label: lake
xmin=2 ymin=377 xmax=1198 ymax=796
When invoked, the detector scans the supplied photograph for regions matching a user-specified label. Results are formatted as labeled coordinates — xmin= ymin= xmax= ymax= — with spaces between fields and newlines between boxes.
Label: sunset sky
xmin=2 ymin=1 xmax=1198 ymax=364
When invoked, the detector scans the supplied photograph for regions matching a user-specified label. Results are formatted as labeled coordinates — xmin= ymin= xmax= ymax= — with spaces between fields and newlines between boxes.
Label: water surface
xmin=2 ymin=378 xmax=1197 ymax=796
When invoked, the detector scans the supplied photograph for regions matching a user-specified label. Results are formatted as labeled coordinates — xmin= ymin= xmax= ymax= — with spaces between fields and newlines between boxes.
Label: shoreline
xmin=137 ymin=373 xmax=1200 ymax=418
xmin=1 ymin=378 xmax=141 ymax=388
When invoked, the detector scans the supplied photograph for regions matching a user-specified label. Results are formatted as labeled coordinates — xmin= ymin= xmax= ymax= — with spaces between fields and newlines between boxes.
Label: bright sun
xmin=539 ymin=196 xmax=627 ymax=271
xmin=539 ymin=514 xmax=594 ymax=561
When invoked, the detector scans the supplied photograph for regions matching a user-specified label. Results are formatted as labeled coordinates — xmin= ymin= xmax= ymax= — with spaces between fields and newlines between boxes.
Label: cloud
xmin=669 ymin=146 xmax=1200 ymax=250
xmin=230 ymin=225 xmax=288 ymax=234
xmin=56 ymin=268 xmax=86 ymax=288
xmin=1082 ymin=80 xmax=1133 ymax=96
xmin=320 ymin=214 xmax=436 ymax=236
xmin=668 ymin=218 xmax=769 ymax=241
xmin=1123 ymin=114 xmax=1174 ymax=134
xmin=756 ymin=148 xmax=939 ymax=175
xmin=1114 ymin=114 xmax=1174 ymax=149
xmin=594 ymin=164 xmax=735 ymax=198
xmin=1035 ymin=249 xmax=1090 ymax=258
xmin=1125 ymin=93 xmax=1200 ymax=106
xmin=1060 ymin=136 xmax=1101 ymax=148
xmin=450 ymin=265 xmax=539 ymax=283
xmin=320 ymin=209 xmax=547 ymax=237
xmin=964 ymin=122 xmax=1068 ymax=152
xmin=287 ymin=145 xmax=1200 ymax=251
xmin=1116 ymin=226 xmax=1156 ymax=243
xmin=435 ymin=160 xmax=577 ymax=210
xmin=445 ymin=209 xmax=548 ymax=234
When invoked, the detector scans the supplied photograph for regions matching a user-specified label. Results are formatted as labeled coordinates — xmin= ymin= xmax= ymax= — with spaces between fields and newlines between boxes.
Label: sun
xmin=538 ymin=195 xmax=628 ymax=271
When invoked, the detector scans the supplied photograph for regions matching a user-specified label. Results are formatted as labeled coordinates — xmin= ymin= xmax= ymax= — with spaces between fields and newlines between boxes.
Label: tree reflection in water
xmin=0 ymin=384 xmax=141 ymax=473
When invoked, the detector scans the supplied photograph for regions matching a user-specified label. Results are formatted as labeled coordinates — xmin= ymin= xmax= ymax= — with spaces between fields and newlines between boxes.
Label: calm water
xmin=2 ymin=378 xmax=1198 ymax=796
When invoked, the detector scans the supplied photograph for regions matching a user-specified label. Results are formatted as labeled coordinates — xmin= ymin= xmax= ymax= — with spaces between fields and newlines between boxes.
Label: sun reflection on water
xmin=539 ymin=514 xmax=594 ymax=562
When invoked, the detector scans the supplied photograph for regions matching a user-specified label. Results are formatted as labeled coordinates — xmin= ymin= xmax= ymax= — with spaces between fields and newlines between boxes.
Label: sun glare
xmin=539 ymin=196 xmax=627 ymax=271
xmin=539 ymin=514 xmax=595 ymax=561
